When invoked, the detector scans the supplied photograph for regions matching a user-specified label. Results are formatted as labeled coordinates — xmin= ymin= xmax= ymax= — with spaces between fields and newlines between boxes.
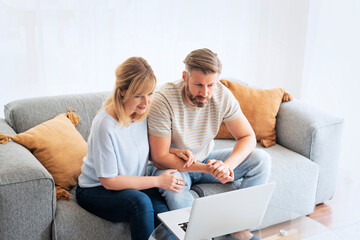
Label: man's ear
xmin=182 ymin=71 xmax=187 ymax=83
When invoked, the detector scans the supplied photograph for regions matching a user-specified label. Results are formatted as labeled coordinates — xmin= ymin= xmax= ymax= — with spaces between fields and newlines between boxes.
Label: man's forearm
xmin=152 ymin=153 xmax=209 ymax=173
xmin=224 ymin=135 xmax=256 ymax=170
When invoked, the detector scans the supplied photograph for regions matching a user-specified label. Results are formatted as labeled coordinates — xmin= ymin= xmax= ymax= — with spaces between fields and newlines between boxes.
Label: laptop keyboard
xmin=178 ymin=222 xmax=188 ymax=232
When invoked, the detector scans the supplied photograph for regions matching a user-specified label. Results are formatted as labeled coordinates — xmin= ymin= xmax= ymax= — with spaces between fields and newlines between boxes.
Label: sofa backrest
xmin=4 ymin=92 xmax=110 ymax=141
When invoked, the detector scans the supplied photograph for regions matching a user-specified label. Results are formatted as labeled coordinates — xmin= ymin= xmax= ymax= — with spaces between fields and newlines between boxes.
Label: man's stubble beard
xmin=185 ymin=83 xmax=210 ymax=108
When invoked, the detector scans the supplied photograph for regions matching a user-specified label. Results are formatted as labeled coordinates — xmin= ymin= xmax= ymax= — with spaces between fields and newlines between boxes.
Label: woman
xmin=76 ymin=57 xmax=185 ymax=240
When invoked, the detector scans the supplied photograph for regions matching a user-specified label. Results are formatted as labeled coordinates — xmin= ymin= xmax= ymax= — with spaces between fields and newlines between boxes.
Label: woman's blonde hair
xmin=102 ymin=57 xmax=157 ymax=127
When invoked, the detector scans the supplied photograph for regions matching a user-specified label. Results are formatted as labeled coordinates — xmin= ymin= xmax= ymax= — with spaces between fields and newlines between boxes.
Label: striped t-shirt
xmin=148 ymin=79 xmax=242 ymax=162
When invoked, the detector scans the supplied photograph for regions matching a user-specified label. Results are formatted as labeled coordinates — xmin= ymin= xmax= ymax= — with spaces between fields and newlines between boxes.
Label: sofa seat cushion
xmin=196 ymin=140 xmax=319 ymax=228
xmin=259 ymin=143 xmax=319 ymax=228
xmin=54 ymin=186 xmax=131 ymax=240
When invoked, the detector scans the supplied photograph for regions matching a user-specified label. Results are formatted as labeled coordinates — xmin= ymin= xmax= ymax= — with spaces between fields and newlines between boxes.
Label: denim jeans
xmin=148 ymin=148 xmax=271 ymax=210
xmin=76 ymin=185 xmax=168 ymax=240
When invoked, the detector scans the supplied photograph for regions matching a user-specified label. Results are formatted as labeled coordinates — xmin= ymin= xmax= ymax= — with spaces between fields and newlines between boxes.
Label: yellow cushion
xmin=0 ymin=109 xmax=86 ymax=200
xmin=216 ymin=79 xmax=292 ymax=147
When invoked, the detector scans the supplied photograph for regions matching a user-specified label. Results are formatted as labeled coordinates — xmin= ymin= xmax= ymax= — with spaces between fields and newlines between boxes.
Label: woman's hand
xmin=157 ymin=169 xmax=185 ymax=193
xmin=170 ymin=148 xmax=195 ymax=168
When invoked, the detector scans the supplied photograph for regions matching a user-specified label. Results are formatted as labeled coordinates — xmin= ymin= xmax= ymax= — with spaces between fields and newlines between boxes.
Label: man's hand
xmin=207 ymin=160 xmax=234 ymax=184
xmin=170 ymin=149 xmax=195 ymax=168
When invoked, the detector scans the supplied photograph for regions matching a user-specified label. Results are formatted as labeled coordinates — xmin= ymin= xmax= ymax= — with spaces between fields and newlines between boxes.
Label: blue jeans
xmin=76 ymin=185 xmax=168 ymax=240
xmin=148 ymin=148 xmax=271 ymax=210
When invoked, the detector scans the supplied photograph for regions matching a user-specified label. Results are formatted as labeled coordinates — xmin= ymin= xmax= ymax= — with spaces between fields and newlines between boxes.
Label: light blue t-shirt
xmin=78 ymin=109 xmax=149 ymax=188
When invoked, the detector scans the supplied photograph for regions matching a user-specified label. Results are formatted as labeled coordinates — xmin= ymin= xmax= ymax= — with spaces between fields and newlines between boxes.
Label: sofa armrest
xmin=0 ymin=118 xmax=55 ymax=240
xmin=276 ymin=100 xmax=344 ymax=204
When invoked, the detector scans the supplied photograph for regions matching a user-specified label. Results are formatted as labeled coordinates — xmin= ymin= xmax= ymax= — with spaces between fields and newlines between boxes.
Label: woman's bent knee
xmin=130 ymin=191 xmax=154 ymax=215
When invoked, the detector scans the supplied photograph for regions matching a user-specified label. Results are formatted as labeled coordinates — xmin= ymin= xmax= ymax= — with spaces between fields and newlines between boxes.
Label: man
xmin=147 ymin=48 xmax=270 ymax=240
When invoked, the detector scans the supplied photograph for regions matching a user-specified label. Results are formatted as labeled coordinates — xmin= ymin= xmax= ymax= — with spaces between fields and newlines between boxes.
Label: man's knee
xmin=251 ymin=148 xmax=271 ymax=172
xmin=153 ymin=169 xmax=190 ymax=182
xmin=158 ymin=171 xmax=191 ymax=194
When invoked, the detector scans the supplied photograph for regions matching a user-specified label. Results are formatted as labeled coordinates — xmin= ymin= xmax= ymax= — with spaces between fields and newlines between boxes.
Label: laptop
xmin=158 ymin=183 xmax=275 ymax=240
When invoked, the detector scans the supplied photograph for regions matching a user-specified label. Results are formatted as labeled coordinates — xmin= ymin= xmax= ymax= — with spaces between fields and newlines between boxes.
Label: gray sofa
xmin=0 ymin=91 xmax=343 ymax=240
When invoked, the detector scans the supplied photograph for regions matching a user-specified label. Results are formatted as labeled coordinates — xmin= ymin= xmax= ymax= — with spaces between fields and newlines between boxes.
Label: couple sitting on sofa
xmin=76 ymin=48 xmax=271 ymax=240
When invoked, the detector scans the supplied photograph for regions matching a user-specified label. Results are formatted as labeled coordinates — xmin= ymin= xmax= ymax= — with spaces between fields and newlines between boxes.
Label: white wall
xmin=302 ymin=0 xmax=360 ymax=174
xmin=1 ymin=0 xmax=358 ymax=173
xmin=0 ymin=0 xmax=309 ymax=115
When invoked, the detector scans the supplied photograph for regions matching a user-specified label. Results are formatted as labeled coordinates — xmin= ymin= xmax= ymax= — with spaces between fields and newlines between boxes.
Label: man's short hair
xmin=183 ymin=48 xmax=222 ymax=75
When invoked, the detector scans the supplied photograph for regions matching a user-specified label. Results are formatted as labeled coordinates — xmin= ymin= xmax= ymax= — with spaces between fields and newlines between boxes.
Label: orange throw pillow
xmin=217 ymin=79 xmax=292 ymax=147
xmin=0 ymin=109 xmax=86 ymax=200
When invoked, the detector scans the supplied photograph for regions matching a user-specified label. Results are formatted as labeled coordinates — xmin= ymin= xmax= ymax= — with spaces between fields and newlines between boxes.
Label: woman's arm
xmin=99 ymin=169 xmax=184 ymax=192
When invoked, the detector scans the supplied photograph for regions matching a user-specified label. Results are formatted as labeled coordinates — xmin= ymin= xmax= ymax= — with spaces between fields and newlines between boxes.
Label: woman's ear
xmin=120 ymin=90 xmax=126 ymax=97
